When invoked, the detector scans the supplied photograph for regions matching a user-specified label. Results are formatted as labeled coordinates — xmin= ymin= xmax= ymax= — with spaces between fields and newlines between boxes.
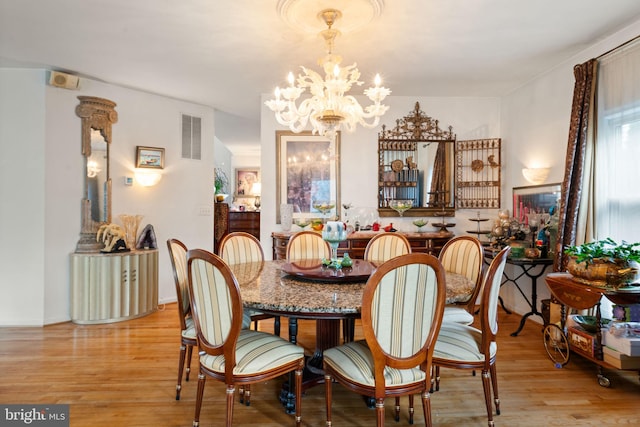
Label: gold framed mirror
xmin=377 ymin=102 xmax=456 ymax=217
xmin=75 ymin=96 xmax=118 ymax=253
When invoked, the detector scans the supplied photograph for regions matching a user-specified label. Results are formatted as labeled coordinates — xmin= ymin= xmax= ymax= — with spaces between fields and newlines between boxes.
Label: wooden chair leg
xmin=185 ymin=344 xmax=193 ymax=381
xmin=225 ymin=385 xmax=235 ymax=427
xmin=375 ymin=398 xmax=385 ymax=427
xmin=435 ymin=366 xmax=441 ymax=391
xmin=244 ymin=384 xmax=251 ymax=406
xmin=176 ymin=343 xmax=187 ymax=400
xmin=481 ymin=370 xmax=494 ymax=427
xmin=408 ymin=394 xmax=415 ymax=424
xmin=421 ymin=390 xmax=432 ymax=427
xmin=324 ymin=373 xmax=332 ymax=427
xmin=295 ymin=364 xmax=303 ymax=427
xmin=490 ymin=363 xmax=500 ymax=415
xmin=395 ymin=397 xmax=400 ymax=422
xmin=193 ymin=373 xmax=206 ymax=427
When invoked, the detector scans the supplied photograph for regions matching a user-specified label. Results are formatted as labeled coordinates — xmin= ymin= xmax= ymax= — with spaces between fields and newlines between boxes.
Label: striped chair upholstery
xmin=439 ymin=236 xmax=484 ymax=325
xmin=219 ymin=232 xmax=281 ymax=404
xmin=219 ymin=232 xmax=264 ymax=266
xmin=167 ymin=238 xmax=197 ymax=401
xmin=285 ymin=230 xmax=330 ymax=261
xmin=432 ymin=246 xmax=510 ymax=427
xmin=363 ymin=232 xmax=412 ymax=264
xmin=324 ymin=253 xmax=446 ymax=427
xmin=186 ymin=249 xmax=304 ymax=427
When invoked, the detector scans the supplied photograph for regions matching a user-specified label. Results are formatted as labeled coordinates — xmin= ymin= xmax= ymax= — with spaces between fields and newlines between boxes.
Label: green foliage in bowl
xmin=564 ymin=238 xmax=640 ymax=266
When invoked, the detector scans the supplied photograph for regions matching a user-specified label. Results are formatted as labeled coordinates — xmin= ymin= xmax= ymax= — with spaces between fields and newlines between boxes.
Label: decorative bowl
xmin=571 ymin=315 xmax=611 ymax=333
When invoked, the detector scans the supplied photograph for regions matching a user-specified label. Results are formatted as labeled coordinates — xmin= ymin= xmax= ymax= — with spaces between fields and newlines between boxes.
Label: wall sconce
xmin=522 ymin=167 xmax=550 ymax=185
xmin=134 ymin=169 xmax=162 ymax=187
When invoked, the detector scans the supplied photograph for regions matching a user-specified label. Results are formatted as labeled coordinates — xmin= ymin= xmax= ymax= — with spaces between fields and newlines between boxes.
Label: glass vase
xmin=280 ymin=204 xmax=293 ymax=231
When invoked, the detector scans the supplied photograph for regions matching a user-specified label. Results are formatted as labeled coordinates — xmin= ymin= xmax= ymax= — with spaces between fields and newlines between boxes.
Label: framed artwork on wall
xmin=235 ymin=168 xmax=260 ymax=197
xmin=513 ymin=183 xmax=561 ymax=223
xmin=135 ymin=146 xmax=165 ymax=169
xmin=276 ymin=130 xmax=341 ymax=223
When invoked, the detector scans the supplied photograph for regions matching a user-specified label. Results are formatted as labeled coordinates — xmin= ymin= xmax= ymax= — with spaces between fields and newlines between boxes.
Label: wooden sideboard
xmin=70 ymin=249 xmax=158 ymax=324
xmin=214 ymin=202 xmax=260 ymax=253
xmin=271 ymin=230 xmax=454 ymax=260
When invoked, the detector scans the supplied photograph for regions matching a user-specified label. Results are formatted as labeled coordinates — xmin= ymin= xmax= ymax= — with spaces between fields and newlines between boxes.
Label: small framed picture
xmin=136 ymin=146 xmax=165 ymax=169
xmin=235 ymin=168 xmax=260 ymax=196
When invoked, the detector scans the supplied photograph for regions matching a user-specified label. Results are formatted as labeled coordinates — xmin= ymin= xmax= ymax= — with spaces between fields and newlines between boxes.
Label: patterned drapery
xmin=554 ymin=59 xmax=598 ymax=272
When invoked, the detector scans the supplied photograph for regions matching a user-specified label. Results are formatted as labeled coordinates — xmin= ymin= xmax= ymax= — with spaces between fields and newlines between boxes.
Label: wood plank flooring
xmin=1 ymin=304 xmax=639 ymax=426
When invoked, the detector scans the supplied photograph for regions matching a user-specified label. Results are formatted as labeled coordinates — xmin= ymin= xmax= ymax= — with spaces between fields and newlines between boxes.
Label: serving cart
xmin=543 ymin=272 xmax=640 ymax=387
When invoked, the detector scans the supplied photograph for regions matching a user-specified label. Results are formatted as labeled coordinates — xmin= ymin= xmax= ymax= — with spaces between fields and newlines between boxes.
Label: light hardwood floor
xmin=1 ymin=303 xmax=639 ymax=427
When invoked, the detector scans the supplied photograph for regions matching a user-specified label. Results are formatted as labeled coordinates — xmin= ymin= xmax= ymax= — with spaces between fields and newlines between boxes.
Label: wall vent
xmin=182 ymin=114 xmax=202 ymax=160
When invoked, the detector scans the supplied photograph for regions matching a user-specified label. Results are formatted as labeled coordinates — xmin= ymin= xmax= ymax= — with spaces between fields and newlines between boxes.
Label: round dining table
xmin=228 ymin=258 xmax=476 ymax=412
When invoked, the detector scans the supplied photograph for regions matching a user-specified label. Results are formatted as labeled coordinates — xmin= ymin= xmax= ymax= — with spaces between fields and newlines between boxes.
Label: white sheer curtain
xmin=595 ymin=38 xmax=640 ymax=244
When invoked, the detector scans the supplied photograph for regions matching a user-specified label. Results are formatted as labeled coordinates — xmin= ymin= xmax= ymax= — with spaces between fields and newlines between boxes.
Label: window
xmin=594 ymin=38 xmax=640 ymax=243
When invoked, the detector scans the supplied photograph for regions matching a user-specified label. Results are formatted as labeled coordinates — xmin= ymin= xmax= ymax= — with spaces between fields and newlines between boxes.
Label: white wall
xmin=0 ymin=69 xmax=47 ymax=325
xmin=259 ymin=95 xmax=502 ymax=258
xmin=1 ymin=70 xmax=216 ymax=325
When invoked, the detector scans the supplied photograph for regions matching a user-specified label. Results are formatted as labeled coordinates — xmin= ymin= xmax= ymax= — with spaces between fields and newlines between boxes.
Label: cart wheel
xmin=543 ymin=324 xmax=570 ymax=367
xmin=597 ymin=374 xmax=611 ymax=388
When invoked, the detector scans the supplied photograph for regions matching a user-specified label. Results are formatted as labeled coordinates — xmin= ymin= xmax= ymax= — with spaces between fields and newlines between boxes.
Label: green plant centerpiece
xmin=564 ymin=238 xmax=640 ymax=288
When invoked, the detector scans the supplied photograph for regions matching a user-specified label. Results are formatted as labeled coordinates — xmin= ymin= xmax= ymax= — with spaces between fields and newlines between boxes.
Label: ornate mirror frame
xmin=75 ymin=96 xmax=118 ymax=253
xmin=377 ymin=102 xmax=456 ymax=218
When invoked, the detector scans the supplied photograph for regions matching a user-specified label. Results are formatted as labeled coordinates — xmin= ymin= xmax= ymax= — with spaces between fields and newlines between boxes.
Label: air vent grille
xmin=182 ymin=114 xmax=202 ymax=160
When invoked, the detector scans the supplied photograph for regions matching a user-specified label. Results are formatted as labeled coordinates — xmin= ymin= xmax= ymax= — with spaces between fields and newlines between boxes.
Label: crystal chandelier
xmin=265 ymin=9 xmax=391 ymax=141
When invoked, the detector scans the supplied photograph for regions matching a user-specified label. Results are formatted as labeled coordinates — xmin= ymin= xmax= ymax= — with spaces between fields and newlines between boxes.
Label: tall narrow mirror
xmin=75 ymin=96 xmax=118 ymax=253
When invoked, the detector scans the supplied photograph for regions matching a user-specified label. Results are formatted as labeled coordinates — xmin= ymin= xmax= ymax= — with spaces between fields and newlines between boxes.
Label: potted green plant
xmin=564 ymin=238 xmax=640 ymax=287
xmin=214 ymin=168 xmax=229 ymax=202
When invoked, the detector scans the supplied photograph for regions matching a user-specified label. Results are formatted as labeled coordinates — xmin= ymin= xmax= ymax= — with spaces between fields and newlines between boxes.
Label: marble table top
xmin=230 ymin=260 xmax=475 ymax=319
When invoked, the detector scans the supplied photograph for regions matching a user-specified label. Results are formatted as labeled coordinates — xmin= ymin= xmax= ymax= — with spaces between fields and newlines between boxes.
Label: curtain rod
xmin=597 ymin=33 xmax=640 ymax=59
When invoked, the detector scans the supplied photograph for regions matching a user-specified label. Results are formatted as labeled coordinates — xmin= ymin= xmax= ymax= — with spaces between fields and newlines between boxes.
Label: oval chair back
xmin=286 ymin=230 xmax=331 ymax=261
xmin=363 ymin=232 xmax=412 ymax=264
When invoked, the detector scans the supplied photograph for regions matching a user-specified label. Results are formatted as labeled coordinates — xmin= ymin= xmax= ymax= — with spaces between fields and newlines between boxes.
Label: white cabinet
xmin=70 ymin=250 xmax=158 ymax=324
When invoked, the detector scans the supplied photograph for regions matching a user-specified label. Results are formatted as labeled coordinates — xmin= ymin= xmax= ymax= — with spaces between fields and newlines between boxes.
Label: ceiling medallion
xmin=277 ymin=0 xmax=384 ymax=34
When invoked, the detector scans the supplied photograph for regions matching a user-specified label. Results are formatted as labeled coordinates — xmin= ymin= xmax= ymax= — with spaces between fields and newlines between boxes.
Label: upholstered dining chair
xmin=324 ymin=253 xmax=446 ymax=427
xmin=438 ymin=235 xmax=485 ymax=325
xmin=363 ymin=232 xmax=412 ymax=264
xmin=285 ymin=230 xmax=331 ymax=261
xmin=432 ymin=246 xmax=510 ymax=427
xmin=218 ymin=232 xmax=280 ymax=336
xmin=342 ymin=231 xmax=412 ymax=341
xmin=167 ymin=238 xmax=197 ymax=401
xmin=186 ymin=248 xmax=304 ymax=427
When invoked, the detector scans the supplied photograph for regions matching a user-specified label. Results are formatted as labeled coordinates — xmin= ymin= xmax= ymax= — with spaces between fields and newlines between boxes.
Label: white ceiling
xmin=2 ymin=0 xmax=640 ymax=153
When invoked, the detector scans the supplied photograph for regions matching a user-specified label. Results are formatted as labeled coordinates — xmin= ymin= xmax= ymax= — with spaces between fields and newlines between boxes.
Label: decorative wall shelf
xmin=455 ymin=138 xmax=502 ymax=209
